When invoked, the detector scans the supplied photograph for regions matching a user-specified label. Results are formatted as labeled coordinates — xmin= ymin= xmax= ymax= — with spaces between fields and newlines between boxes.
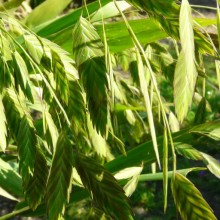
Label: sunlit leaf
xmin=0 ymin=95 xmax=7 ymax=152
xmin=174 ymin=0 xmax=197 ymax=122
xmin=136 ymin=49 xmax=160 ymax=167
xmin=13 ymin=51 xmax=34 ymax=103
xmin=123 ymin=167 xmax=143 ymax=197
xmin=26 ymin=0 xmax=72 ymax=27
xmin=201 ymin=153 xmax=220 ymax=179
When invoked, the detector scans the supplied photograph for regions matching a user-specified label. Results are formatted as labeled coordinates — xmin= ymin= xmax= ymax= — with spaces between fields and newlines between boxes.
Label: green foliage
xmin=73 ymin=17 xmax=109 ymax=136
xmin=172 ymin=173 xmax=217 ymax=220
xmin=46 ymin=132 xmax=73 ymax=220
xmin=75 ymin=154 xmax=134 ymax=220
xmin=0 ymin=1 xmax=220 ymax=220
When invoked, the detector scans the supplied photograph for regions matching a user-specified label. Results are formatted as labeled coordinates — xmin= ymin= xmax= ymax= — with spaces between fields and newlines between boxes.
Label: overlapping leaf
xmin=0 ymin=158 xmax=22 ymax=198
xmin=67 ymin=80 xmax=86 ymax=136
xmin=17 ymin=116 xmax=37 ymax=187
xmin=73 ymin=17 xmax=109 ymax=136
xmin=24 ymin=34 xmax=78 ymax=80
xmin=26 ymin=146 xmax=49 ymax=210
xmin=75 ymin=154 xmax=134 ymax=220
xmin=46 ymin=132 xmax=73 ymax=220
xmin=3 ymin=89 xmax=36 ymax=187
xmin=176 ymin=144 xmax=220 ymax=179
xmin=51 ymin=49 xmax=69 ymax=104
xmin=13 ymin=51 xmax=34 ymax=103
xmin=171 ymin=173 xmax=217 ymax=220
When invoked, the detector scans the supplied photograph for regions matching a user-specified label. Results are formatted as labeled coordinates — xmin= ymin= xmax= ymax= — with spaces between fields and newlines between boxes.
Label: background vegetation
xmin=0 ymin=0 xmax=220 ymax=219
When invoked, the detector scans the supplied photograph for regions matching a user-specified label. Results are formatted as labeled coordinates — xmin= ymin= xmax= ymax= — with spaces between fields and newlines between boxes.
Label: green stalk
xmin=0 ymin=207 xmax=30 ymax=220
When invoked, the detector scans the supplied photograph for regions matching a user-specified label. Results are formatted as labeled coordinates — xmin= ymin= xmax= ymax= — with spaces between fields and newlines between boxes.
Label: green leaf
xmin=194 ymin=97 xmax=206 ymax=125
xmin=46 ymin=131 xmax=73 ymax=220
xmin=190 ymin=120 xmax=220 ymax=141
xmin=174 ymin=0 xmax=197 ymax=122
xmin=0 ymin=158 xmax=23 ymax=198
xmin=44 ymin=109 xmax=59 ymax=151
xmin=114 ymin=167 xmax=143 ymax=180
xmin=36 ymin=0 xmax=112 ymax=36
xmin=176 ymin=144 xmax=220 ymax=179
xmin=17 ymin=116 xmax=37 ymax=187
xmin=25 ymin=145 xmax=49 ymax=210
xmin=75 ymin=154 xmax=134 ymax=220
xmin=87 ymin=207 xmax=110 ymax=220
xmin=67 ymin=80 xmax=86 ymax=135
xmin=3 ymin=90 xmax=36 ymax=187
xmin=25 ymin=0 xmax=72 ymax=27
xmin=122 ymin=167 xmax=143 ymax=197
xmin=0 ymin=95 xmax=7 ymax=152
xmin=176 ymin=144 xmax=203 ymax=161
xmin=91 ymin=1 xmax=131 ymax=22
xmin=201 ymin=153 xmax=220 ymax=179
xmin=13 ymin=51 xmax=34 ymax=103
xmin=174 ymin=51 xmax=197 ymax=123
xmin=73 ymin=17 xmax=109 ymax=136
xmin=72 ymin=17 xmax=104 ymax=66
xmin=136 ymin=49 xmax=160 ymax=167
xmin=51 ymin=49 xmax=69 ymax=104
xmin=171 ymin=173 xmax=217 ymax=220
xmin=0 ymin=187 xmax=19 ymax=201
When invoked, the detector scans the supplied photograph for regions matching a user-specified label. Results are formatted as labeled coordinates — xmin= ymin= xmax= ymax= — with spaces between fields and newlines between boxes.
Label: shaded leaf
xmin=3 ymin=90 xmax=36 ymax=187
xmin=67 ymin=80 xmax=86 ymax=135
xmin=171 ymin=173 xmax=217 ymax=220
xmin=75 ymin=154 xmax=134 ymax=220
xmin=87 ymin=207 xmax=110 ymax=220
xmin=46 ymin=132 xmax=73 ymax=220
xmin=51 ymin=49 xmax=69 ymax=104
xmin=194 ymin=97 xmax=206 ymax=125
xmin=0 ymin=158 xmax=23 ymax=197
xmin=73 ymin=18 xmax=109 ymax=135
xmin=26 ymin=145 xmax=49 ymax=210
xmin=17 ymin=116 xmax=37 ymax=187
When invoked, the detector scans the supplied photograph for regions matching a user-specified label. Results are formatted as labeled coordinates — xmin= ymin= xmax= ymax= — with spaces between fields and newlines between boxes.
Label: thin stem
xmin=0 ymin=206 xmax=30 ymax=220
xmin=190 ymin=5 xmax=217 ymax=11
